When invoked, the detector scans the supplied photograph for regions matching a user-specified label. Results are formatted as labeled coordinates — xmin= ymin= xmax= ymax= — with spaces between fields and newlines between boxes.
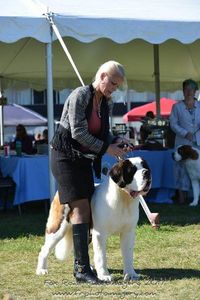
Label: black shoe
xmin=74 ymin=263 xmax=99 ymax=284
xmin=72 ymin=223 xmax=100 ymax=284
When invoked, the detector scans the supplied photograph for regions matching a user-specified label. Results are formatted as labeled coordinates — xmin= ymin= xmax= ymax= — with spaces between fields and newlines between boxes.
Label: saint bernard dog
xmin=36 ymin=157 xmax=152 ymax=281
xmin=173 ymin=145 xmax=200 ymax=206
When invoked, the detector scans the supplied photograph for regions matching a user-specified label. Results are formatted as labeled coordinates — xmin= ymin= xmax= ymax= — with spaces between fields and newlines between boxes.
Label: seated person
xmin=10 ymin=124 xmax=34 ymax=154
xmin=140 ymin=111 xmax=155 ymax=143
xmin=34 ymin=129 xmax=48 ymax=146
xmin=34 ymin=132 xmax=41 ymax=142
xmin=34 ymin=129 xmax=48 ymax=154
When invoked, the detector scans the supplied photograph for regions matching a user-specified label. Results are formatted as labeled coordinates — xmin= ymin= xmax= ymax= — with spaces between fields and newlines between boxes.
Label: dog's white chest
xmin=91 ymin=180 xmax=139 ymax=234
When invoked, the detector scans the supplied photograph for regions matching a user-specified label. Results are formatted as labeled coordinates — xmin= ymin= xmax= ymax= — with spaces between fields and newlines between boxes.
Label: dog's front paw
xmin=97 ymin=273 xmax=113 ymax=282
xmin=36 ymin=268 xmax=48 ymax=275
xmin=124 ymin=270 xmax=140 ymax=281
xmin=189 ymin=201 xmax=198 ymax=207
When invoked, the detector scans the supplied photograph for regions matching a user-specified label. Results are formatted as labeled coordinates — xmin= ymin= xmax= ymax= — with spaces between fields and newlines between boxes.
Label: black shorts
xmin=51 ymin=148 xmax=94 ymax=204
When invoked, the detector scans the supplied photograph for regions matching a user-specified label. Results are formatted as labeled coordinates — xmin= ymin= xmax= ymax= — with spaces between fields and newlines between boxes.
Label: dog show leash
xmin=139 ymin=196 xmax=160 ymax=229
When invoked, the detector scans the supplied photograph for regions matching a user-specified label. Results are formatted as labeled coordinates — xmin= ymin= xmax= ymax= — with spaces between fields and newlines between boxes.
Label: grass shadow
xmin=139 ymin=203 xmax=200 ymax=226
xmin=0 ymin=201 xmax=48 ymax=238
xmin=0 ymin=202 xmax=200 ymax=239
xmin=109 ymin=268 xmax=200 ymax=280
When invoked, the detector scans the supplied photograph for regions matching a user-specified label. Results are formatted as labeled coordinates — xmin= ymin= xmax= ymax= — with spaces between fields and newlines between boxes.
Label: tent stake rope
xmin=45 ymin=13 xmax=85 ymax=87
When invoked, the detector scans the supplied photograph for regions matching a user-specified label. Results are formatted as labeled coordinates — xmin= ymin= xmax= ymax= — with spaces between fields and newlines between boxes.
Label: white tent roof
xmin=1 ymin=0 xmax=200 ymax=91
xmin=0 ymin=0 xmax=49 ymax=43
xmin=40 ymin=0 xmax=200 ymax=44
xmin=2 ymin=0 xmax=200 ymax=44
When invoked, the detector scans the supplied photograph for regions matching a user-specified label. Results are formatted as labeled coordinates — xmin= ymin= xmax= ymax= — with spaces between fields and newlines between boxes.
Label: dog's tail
xmin=54 ymin=225 xmax=73 ymax=261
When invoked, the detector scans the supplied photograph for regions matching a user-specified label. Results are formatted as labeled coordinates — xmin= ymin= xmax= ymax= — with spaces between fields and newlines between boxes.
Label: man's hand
xmin=185 ymin=132 xmax=193 ymax=141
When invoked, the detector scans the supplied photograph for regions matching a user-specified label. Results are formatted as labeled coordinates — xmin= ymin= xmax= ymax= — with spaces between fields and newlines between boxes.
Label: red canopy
xmin=123 ymin=97 xmax=177 ymax=122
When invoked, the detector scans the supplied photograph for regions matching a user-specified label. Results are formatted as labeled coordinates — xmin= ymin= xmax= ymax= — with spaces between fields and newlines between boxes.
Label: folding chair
xmin=0 ymin=172 xmax=20 ymax=215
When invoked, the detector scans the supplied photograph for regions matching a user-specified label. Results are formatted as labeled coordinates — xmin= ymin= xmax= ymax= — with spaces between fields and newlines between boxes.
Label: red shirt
xmin=81 ymin=104 xmax=101 ymax=153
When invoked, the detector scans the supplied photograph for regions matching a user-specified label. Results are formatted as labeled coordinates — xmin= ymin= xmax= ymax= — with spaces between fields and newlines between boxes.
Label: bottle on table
xmin=15 ymin=140 xmax=22 ymax=156
xmin=4 ymin=143 xmax=10 ymax=157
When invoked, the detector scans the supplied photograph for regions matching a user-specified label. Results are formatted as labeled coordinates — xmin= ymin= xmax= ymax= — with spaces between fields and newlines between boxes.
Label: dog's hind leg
xmin=36 ymin=193 xmax=72 ymax=275
xmin=36 ymin=219 xmax=69 ymax=275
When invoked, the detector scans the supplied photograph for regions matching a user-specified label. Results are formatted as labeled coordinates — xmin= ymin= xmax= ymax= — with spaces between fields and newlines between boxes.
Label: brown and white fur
xmin=173 ymin=145 xmax=200 ymax=206
xmin=36 ymin=157 xmax=151 ymax=281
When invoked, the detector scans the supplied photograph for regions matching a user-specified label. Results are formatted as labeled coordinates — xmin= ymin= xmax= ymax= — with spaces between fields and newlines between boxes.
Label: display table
xmin=0 ymin=154 xmax=50 ymax=206
xmin=0 ymin=150 xmax=176 ymax=206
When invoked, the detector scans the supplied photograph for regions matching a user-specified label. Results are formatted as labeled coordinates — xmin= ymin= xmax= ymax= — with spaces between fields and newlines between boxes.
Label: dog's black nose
xmin=118 ymin=181 xmax=126 ymax=188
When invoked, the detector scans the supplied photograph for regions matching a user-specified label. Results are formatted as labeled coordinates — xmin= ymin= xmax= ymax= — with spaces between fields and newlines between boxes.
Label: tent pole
xmin=46 ymin=39 xmax=56 ymax=202
xmin=127 ymin=89 xmax=131 ymax=112
xmin=0 ymin=79 xmax=4 ymax=146
xmin=0 ymin=105 xmax=3 ymax=146
xmin=153 ymin=44 xmax=160 ymax=117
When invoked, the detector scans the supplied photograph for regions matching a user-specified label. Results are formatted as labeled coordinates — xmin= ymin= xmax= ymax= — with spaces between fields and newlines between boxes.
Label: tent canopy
xmin=1 ymin=0 xmax=200 ymax=91
xmin=1 ymin=0 xmax=200 ymax=200
xmin=123 ymin=98 xmax=177 ymax=122
xmin=3 ymin=104 xmax=47 ymax=126
xmin=2 ymin=0 xmax=200 ymax=44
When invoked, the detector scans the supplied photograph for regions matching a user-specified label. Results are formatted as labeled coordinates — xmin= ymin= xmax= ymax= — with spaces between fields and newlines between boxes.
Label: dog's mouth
xmin=129 ymin=190 xmax=141 ymax=198
xmin=129 ymin=179 xmax=151 ymax=198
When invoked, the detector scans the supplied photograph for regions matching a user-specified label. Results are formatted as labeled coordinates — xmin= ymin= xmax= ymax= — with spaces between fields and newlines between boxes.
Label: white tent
xmin=1 ymin=0 xmax=200 ymax=92
xmin=1 ymin=0 xmax=200 ymax=199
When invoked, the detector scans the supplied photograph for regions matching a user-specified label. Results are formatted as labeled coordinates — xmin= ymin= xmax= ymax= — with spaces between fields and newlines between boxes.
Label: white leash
xmin=45 ymin=12 xmax=85 ymax=87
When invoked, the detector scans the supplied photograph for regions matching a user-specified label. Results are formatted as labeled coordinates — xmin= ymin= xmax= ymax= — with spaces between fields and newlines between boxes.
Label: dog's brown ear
xmin=109 ymin=162 xmax=123 ymax=184
xmin=122 ymin=160 xmax=136 ymax=184
xmin=179 ymin=145 xmax=199 ymax=160
xmin=190 ymin=148 xmax=199 ymax=160
xmin=109 ymin=159 xmax=137 ymax=187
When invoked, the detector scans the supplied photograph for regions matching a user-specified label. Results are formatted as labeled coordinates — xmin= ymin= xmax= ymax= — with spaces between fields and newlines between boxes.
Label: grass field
xmin=0 ymin=201 xmax=200 ymax=300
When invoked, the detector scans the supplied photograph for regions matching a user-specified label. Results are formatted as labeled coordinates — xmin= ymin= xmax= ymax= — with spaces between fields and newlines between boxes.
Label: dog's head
xmin=109 ymin=157 xmax=152 ymax=198
xmin=172 ymin=145 xmax=199 ymax=162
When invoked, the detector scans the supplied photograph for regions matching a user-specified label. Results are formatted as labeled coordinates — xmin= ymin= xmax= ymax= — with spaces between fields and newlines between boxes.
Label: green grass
xmin=0 ymin=201 xmax=200 ymax=300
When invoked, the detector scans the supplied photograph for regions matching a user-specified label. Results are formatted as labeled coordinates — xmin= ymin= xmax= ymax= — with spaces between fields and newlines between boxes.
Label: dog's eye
xmin=123 ymin=165 xmax=136 ymax=184
xmin=141 ymin=159 xmax=150 ymax=171
xmin=143 ymin=169 xmax=151 ymax=179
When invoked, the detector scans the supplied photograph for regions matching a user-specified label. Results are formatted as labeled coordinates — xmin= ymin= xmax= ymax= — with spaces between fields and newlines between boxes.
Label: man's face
xmin=183 ymin=84 xmax=196 ymax=99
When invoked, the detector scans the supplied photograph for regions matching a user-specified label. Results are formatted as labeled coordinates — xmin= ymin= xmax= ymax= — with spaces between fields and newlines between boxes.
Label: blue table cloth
xmin=0 ymin=150 xmax=176 ymax=206
xmin=0 ymin=154 xmax=50 ymax=205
